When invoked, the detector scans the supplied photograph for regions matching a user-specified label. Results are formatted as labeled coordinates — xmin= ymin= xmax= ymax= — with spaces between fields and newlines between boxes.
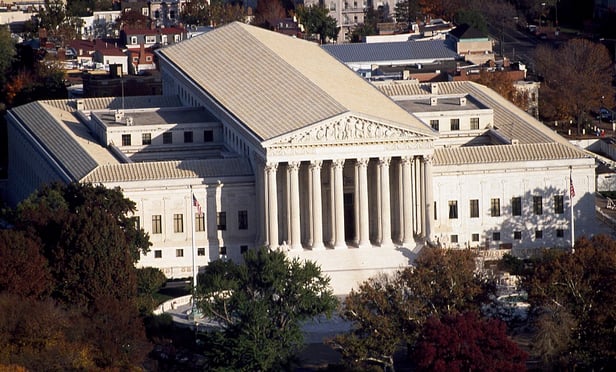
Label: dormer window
xmin=130 ymin=36 xmax=138 ymax=45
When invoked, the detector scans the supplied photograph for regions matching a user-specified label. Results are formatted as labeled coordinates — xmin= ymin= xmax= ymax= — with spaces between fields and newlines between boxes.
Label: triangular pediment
xmin=264 ymin=114 xmax=435 ymax=147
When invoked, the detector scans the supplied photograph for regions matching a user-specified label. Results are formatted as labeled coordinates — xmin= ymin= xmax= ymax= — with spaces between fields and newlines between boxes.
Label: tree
xmin=331 ymin=247 xmax=496 ymax=370
xmin=0 ymin=230 xmax=52 ymax=299
xmin=523 ymin=235 xmax=616 ymax=369
xmin=455 ymin=9 xmax=488 ymax=34
xmin=195 ymin=247 xmax=338 ymax=371
xmin=0 ymin=27 xmax=15 ymax=91
xmin=394 ymin=0 xmax=420 ymax=24
xmin=137 ymin=267 xmax=167 ymax=314
xmin=253 ymin=0 xmax=286 ymax=29
xmin=475 ymin=70 xmax=530 ymax=111
xmin=296 ymin=5 xmax=339 ymax=44
xmin=181 ymin=0 xmax=247 ymax=27
xmin=14 ymin=182 xmax=151 ymax=309
xmin=413 ymin=312 xmax=528 ymax=371
xmin=534 ymin=38 xmax=615 ymax=134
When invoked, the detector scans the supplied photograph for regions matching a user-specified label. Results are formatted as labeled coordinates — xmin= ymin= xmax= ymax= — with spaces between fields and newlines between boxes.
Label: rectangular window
xmin=152 ymin=215 xmax=162 ymax=234
xmin=219 ymin=246 xmax=227 ymax=256
xmin=173 ymin=214 xmax=183 ymax=233
xmin=448 ymin=200 xmax=458 ymax=219
xmin=450 ymin=118 xmax=460 ymax=131
xmin=195 ymin=213 xmax=205 ymax=232
xmin=491 ymin=198 xmax=501 ymax=217
xmin=471 ymin=233 xmax=479 ymax=242
xmin=197 ymin=247 xmax=205 ymax=256
xmin=145 ymin=35 xmax=156 ymax=44
xmin=493 ymin=232 xmax=501 ymax=241
xmin=184 ymin=131 xmax=193 ymax=143
xmin=204 ymin=130 xmax=214 ymax=142
xmin=514 ymin=231 xmax=522 ymax=240
xmin=470 ymin=117 xmax=480 ymax=130
xmin=163 ymin=132 xmax=172 ymax=144
xmin=469 ymin=199 xmax=479 ymax=218
xmin=174 ymin=34 xmax=181 ymax=42
xmin=430 ymin=119 xmax=439 ymax=131
xmin=533 ymin=196 xmax=543 ymax=215
xmin=122 ymin=134 xmax=131 ymax=146
xmin=176 ymin=249 xmax=184 ymax=257
xmin=130 ymin=36 xmax=138 ymax=45
xmin=535 ymin=230 xmax=543 ymax=239
xmin=556 ymin=229 xmax=564 ymax=238
xmin=512 ymin=197 xmax=522 ymax=216
xmin=142 ymin=133 xmax=151 ymax=145
xmin=554 ymin=195 xmax=564 ymax=214
xmin=217 ymin=211 xmax=227 ymax=230
xmin=451 ymin=234 xmax=458 ymax=243
xmin=154 ymin=250 xmax=162 ymax=258
xmin=238 ymin=210 xmax=248 ymax=230
xmin=240 ymin=245 xmax=248 ymax=254
xmin=141 ymin=8 xmax=149 ymax=16
xmin=434 ymin=201 xmax=437 ymax=220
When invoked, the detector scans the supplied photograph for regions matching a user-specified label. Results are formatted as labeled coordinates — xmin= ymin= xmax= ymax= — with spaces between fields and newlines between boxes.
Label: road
xmin=488 ymin=22 xmax=546 ymax=76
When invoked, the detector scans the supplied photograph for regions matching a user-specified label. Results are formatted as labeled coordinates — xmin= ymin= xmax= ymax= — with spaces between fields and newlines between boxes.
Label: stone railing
xmin=152 ymin=294 xmax=192 ymax=315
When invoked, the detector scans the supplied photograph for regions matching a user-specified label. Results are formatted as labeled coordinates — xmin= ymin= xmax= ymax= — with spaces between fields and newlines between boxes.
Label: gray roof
xmin=10 ymin=102 xmax=100 ymax=181
xmin=42 ymin=95 xmax=182 ymax=112
xmin=82 ymin=158 xmax=253 ymax=183
xmin=322 ymin=39 xmax=459 ymax=64
xmin=157 ymin=22 xmax=433 ymax=141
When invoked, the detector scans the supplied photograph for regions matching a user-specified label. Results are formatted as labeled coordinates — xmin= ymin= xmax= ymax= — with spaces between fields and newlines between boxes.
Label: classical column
xmin=288 ymin=161 xmax=302 ymax=250
xmin=310 ymin=160 xmax=325 ymax=250
xmin=266 ymin=162 xmax=279 ymax=249
xmin=357 ymin=158 xmax=371 ymax=248
xmin=423 ymin=155 xmax=434 ymax=242
xmin=379 ymin=157 xmax=392 ymax=246
xmin=333 ymin=159 xmax=346 ymax=249
xmin=401 ymin=156 xmax=414 ymax=245
xmin=354 ymin=161 xmax=360 ymax=245
xmin=414 ymin=157 xmax=422 ymax=236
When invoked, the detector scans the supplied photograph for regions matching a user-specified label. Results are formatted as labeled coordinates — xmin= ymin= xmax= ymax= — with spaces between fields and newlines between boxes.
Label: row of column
xmin=263 ymin=156 xmax=432 ymax=250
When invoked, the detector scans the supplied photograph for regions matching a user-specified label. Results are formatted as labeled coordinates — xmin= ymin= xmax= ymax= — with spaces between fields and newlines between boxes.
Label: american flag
xmin=193 ymin=193 xmax=203 ymax=216
xmin=570 ymin=177 xmax=575 ymax=198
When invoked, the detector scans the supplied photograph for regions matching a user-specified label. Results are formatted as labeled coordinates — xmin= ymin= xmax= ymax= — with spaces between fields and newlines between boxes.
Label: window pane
xmin=554 ymin=195 xmax=564 ymax=214
xmin=195 ymin=213 xmax=205 ymax=232
xmin=219 ymin=246 xmax=227 ymax=256
xmin=430 ymin=120 xmax=439 ymax=131
xmin=163 ymin=132 xmax=172 ymax=144
xmin=492 ymin=232 xmax=501 ymax=241
xmin=512 ymin=197 xmax=522 ymax=216
xmin=450 ymin=234 xmax=458 ymax=243
xmin=122 ymin=134 xmax=131 ymax=146
xmin=184 ymin=131 xmax=193 ymax=143
xmin=238 ymin=210 xmax=248 ymax=230
xmin=533 ymin=196 xmax=543 ymax=215
xmin=471 ymin=233 xmax=479 ymax=242
xmin=154 ymin=250 xmax=162 ymax=258
xmin=470 ymin=117 xmax=479 ymax=130
xmin=535 ymin=230 xmax=543 ymax=239
xmin=450 ymin=118 xmax=460 ymax=131
xmin=176 ymin=249 xmax=184 ymax=257
xmin=217 ymin=212 xmax=227 ymax=230
xmin=448 ymin=200 xmax=458 ymax=219
xmin=470 ymin=199 xmax=479 ymax=218
xmin=514 ymin=231 xmax=522 ymax=239
xmin=152 ymin=215 xmax=162 ymax=234
xmin=491 ymin=198 xmax=500 ymax=217
xmin=204 ymin=130 xmax=214 ymax=142
xmin=197 ymin=247 xmax=205 ymax=256
xmin=173 ymin=214 xmax=183 ymax=233
xmin=142 ymin=133 xmax=151 ymax=145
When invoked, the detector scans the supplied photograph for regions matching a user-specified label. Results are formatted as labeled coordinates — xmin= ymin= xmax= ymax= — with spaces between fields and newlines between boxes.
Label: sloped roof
xmin=449 ymin=24 xmax=488 ymax=40
xmin=322 ymin=39 xmax=458 ymax=64
xmin=156 ymin=22 xmax=434 ymax=141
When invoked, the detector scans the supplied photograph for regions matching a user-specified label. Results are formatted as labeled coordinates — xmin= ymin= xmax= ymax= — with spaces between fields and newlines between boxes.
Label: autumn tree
xmin=535 ymin=38 xmax=615 ymax=134
xmin=253 ymin=0 xmax=286 ymax=29
xmin=0 ymin=230 xmax=52 ymax=299
xmin=181 ymin=0 xmax=247 ymax=27
xmin=331 ymin=248 xmax=496 ymax=370
xmin=413 ymin=312 xmax=528 ymax=371
xmin=296 ymin=4 xmax=339 ymax=44
xmin=475 ymin=71 xmax=530 ymax=111
xmin=195 ymin=247 xmax=338 ymax=371
xmin=523 ymin=235 xmax=616 ymax=369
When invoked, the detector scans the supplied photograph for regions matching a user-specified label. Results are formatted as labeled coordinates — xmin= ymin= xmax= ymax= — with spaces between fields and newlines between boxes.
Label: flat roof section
xmin=395 ymin=95 xmax=486 ymax=113
xmin=91 ymin=107 xmax=219 ymax=128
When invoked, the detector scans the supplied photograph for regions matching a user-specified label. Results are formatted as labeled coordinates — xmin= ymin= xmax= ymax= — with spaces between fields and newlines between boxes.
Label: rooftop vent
xmin=430 ymin=82 xmax=439 ymax=95
xmin=125 ymin=116 xmax=134 ymax=126
xmin=511 ymin=139 xmax=519 ymax=145
xmin=76 ymin=99 xmax=84 ymax=111
xmin=114 ymin=110 xmax=124 ymax=123
xmin=459 ymin=97 xmax=467 ymax=106
xmin=430 ymin=97 xmax=438 ymax=106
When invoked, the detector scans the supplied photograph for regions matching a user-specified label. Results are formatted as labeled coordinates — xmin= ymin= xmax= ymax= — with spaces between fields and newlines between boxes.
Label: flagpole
xmin=191 ymin=186 xmax=197 ymax=290
xmin=570 ymin=167 xmax=575 ymax=252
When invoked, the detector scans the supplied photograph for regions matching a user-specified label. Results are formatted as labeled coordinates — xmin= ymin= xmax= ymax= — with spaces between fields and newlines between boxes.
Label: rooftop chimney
xmin=459 ymin=97 xmax=467 ymax=106
xmin=430 ymin=83 xmax=439 ymax=95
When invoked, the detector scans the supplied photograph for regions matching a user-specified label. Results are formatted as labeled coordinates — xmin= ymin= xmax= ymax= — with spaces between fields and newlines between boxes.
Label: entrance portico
xmin=259 ymin=114 xmax=435 ymax=250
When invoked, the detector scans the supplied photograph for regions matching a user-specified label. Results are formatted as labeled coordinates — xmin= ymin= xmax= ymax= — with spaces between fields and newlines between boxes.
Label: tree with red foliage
xmin=253 ymin=0 xmax=286 ymax=29
xmin=413 ymin=312 xmax=528 ymax=372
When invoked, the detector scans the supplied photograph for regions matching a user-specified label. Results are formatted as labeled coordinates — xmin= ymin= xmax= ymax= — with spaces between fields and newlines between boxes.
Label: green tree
xmin=394 ymin=0 xmax=420 ymax=24
xmin=331 ymin=247 xmax=496 ymax=370
xmin=296 ymin=4 xmax=339 ymax=44
xmin=455 ymin=9 xmax=488 ymax=34
xmin=0 ymin=27 xmax=15 ymax=90
xmin=14 ymin=182 xmax=151 ymax=309
xmin=195 ymin=247 xmax=338 ymax=371
xmin=136 ymin=267 xmax=167 ymax=314
xmin=523 ymin=235 xmax=616 ymax=369
xmin=181 ymin=0 xmax=247 ymax=27
xmin=535 ymin=38 xmax=615 ymax=134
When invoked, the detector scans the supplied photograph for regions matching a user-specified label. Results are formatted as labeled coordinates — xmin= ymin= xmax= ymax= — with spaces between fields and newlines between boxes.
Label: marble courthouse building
xmin=6 ymin=22 xmax=598 ymax=294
